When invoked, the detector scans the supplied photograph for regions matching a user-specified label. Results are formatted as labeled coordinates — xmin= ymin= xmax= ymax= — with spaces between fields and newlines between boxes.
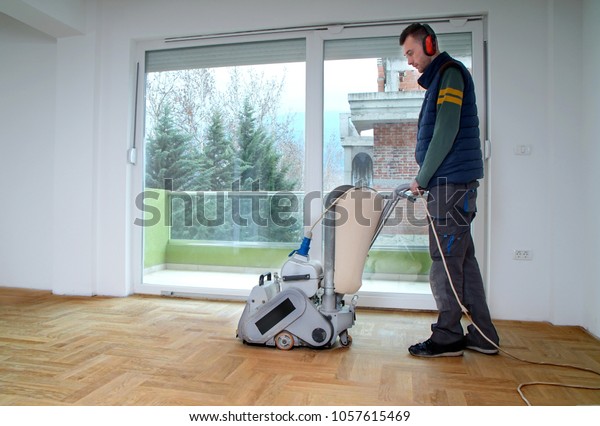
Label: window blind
xmin=146 ymin=32 xmax=472 ymax=73
xmin=324 ymin=33 xmax=472 ymax=61
xmin=324 ymin=36 xmax=402 ymax=60
xmin=146 ymin=38 xmax=306 ymax=73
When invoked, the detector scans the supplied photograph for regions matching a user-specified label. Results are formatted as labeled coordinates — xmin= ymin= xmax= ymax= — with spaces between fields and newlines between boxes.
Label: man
xmin=399 ymin=23 xmax=500 ymax=357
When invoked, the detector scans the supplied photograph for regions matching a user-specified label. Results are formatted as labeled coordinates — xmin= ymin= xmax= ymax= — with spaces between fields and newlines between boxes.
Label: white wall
xmin=485 ymin=0 xmax=555 ymax=324
xmin=546 ymin=1 xmax=585 ymax=329
xmin=0 ymin=0 xmax=598 ymax=336
xmin=0 ymin=13 xmax=56 ymax=290
xmin=486 ymin=0 xmax=586 ymax=326
xmin=582 ymin=0 xmax=600 ymax=338
xmin=52 ymin=9 xmax=99 ymax=296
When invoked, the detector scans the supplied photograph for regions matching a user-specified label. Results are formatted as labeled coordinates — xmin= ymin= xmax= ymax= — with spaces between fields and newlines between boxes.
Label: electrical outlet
xmin=513 ymin=249 xmax=532 ymax=260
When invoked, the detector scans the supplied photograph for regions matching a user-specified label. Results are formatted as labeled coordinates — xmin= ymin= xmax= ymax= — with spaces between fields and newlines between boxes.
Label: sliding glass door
xmin=321 ymin=26 xmax=482 ymax=308
xmin=134 ymin=19 xmax=487 ymax=309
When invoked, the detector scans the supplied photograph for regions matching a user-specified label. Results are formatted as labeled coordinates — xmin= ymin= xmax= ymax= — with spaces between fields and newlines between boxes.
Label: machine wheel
xmin=275 ymin=331 xmax=295 ymax=350
xmin=339 ymin=331 xmax=353 ymax=347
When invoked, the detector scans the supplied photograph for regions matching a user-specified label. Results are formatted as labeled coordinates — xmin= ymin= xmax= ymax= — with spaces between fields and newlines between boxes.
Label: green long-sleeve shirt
xmin=416 ymin=67 xmax=465 ymax=188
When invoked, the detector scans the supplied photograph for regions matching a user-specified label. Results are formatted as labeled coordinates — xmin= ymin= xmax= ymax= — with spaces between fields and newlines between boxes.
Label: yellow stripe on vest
xmin=437 ymin=88 xmax=464 ymax=106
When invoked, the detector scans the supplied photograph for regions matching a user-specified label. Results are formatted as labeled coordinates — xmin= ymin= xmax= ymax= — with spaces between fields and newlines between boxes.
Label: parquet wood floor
xmin=1 ymin=287 xmax=599 ymax=406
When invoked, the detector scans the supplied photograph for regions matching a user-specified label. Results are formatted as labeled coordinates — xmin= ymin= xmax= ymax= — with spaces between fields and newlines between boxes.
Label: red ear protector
xmin=422 ymin=24 xmax=437 ymax=56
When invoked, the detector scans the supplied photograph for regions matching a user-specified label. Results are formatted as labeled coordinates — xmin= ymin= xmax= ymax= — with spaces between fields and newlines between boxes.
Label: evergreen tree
xmin=202 ymin=109 xmax=235 ymax=191
xmin=145 ymin=105 xmax=204 ymax=191
xmin=236 ymin=98 xmax=295 ymax=190
xmin=237 ymin=99 xmax=264 ymax=189
xmin=235 ymin=98 xmax=299 ymax=242
xmin=193 ymin=109 xmax=235 ymax=241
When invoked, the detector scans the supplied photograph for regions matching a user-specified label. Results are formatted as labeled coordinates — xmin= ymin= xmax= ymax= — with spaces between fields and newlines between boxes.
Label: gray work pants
xmin=426 ymin=182 xmax=499 ymax=347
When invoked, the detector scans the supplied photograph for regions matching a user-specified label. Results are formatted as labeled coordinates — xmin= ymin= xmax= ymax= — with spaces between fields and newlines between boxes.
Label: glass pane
xmin=323 ymin=34 xmax=473 ymax=290
xmin=142 ymin=41 xmax=306 ymax=278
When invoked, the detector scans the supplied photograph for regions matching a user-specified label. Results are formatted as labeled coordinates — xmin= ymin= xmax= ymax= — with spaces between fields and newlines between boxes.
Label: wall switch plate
xmin=514 ymin=145 xmax=532 ymax=156
xmin=513 ymin=249 xmax=533 ymax=260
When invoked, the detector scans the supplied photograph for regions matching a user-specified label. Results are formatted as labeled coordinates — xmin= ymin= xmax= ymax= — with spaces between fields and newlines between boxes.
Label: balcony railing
xmin=140 ymin=188 xmax=430 ymax=278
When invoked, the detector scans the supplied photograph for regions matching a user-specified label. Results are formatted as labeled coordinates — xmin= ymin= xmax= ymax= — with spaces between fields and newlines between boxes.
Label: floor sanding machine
xmin=236 ymin=184 xmax=415 ymax=349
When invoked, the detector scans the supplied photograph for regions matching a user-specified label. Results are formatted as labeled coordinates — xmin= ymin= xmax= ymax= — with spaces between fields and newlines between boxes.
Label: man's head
xmin=399 ymin=23 xmax=439 ymax=73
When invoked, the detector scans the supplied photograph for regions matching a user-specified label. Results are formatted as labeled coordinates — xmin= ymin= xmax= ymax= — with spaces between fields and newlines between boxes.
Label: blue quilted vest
xmin=415 ymin=52 xmax=483 ymax=188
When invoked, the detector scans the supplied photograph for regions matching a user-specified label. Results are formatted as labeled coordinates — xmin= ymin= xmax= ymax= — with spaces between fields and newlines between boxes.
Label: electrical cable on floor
xmin=418 ymin=195 xmax=600 ymax=406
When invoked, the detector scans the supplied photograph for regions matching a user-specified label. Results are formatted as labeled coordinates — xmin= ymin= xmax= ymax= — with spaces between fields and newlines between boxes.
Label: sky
xmin=209 ymin=58 xmax=380 ymax=145
xmin=212 ymin=58 xmax=380 ymax=114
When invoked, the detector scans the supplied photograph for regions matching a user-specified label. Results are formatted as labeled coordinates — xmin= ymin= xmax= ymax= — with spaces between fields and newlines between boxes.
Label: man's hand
xmin=410 ymin=178 xmax=424 ymax=196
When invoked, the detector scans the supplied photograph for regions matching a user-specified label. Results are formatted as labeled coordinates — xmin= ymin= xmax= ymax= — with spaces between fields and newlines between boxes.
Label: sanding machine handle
xmin=395 ymin=185 xmax=419 ymax=203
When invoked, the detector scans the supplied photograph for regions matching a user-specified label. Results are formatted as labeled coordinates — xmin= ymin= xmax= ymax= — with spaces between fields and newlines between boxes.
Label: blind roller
xmin=146 ymin=38 xmax=306 ymax=73
xmin=324 ymin=33 xmax=472 ymax=61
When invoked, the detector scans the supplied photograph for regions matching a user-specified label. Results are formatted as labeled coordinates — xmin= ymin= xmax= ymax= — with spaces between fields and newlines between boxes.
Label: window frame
xmin=131 ymin=18 xmax=488 ymax=311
